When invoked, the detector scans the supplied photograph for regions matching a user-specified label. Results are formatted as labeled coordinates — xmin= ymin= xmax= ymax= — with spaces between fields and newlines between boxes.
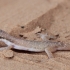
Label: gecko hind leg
xmin=0 ymin=45 xmax=13 ymax=51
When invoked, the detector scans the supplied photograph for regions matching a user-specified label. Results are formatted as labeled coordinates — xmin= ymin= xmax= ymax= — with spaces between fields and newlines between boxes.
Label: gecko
xmin=0 ymin=29 xmax=70 ymax=58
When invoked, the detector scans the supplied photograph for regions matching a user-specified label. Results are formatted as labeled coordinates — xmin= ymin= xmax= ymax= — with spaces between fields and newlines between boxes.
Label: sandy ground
xmin=0 ymin=0 xmax=70 ymax=70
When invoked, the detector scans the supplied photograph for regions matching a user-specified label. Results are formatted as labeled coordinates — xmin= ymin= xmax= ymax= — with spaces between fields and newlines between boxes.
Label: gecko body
xmin=0 ymin=29 xmax=70 ymax=58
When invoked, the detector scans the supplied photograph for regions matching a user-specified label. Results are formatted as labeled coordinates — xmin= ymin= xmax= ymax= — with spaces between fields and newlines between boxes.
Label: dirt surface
xmin=0 ymin=0 xmax=70 ymax=70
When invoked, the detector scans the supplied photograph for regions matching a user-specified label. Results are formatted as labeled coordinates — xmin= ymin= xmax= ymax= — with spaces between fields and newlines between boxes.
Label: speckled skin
xmin=0 ymin=30 xmax=70 ymax=58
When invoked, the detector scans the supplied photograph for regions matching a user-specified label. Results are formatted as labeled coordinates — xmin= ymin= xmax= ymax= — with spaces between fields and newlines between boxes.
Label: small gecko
xmin=0 ymin=29 xmax=70 ymax=58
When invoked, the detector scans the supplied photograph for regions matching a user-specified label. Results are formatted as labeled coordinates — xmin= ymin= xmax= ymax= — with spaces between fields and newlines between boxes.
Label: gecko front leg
xmin=45 ymin=46 xmax=57 ymax=58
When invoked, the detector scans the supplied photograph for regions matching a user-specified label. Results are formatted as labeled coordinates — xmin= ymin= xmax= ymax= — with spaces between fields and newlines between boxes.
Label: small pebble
xmin=19 ymin=34 xmax=23 ymax=37
xmin=21 ymin=26 xmax=25 ymax=28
